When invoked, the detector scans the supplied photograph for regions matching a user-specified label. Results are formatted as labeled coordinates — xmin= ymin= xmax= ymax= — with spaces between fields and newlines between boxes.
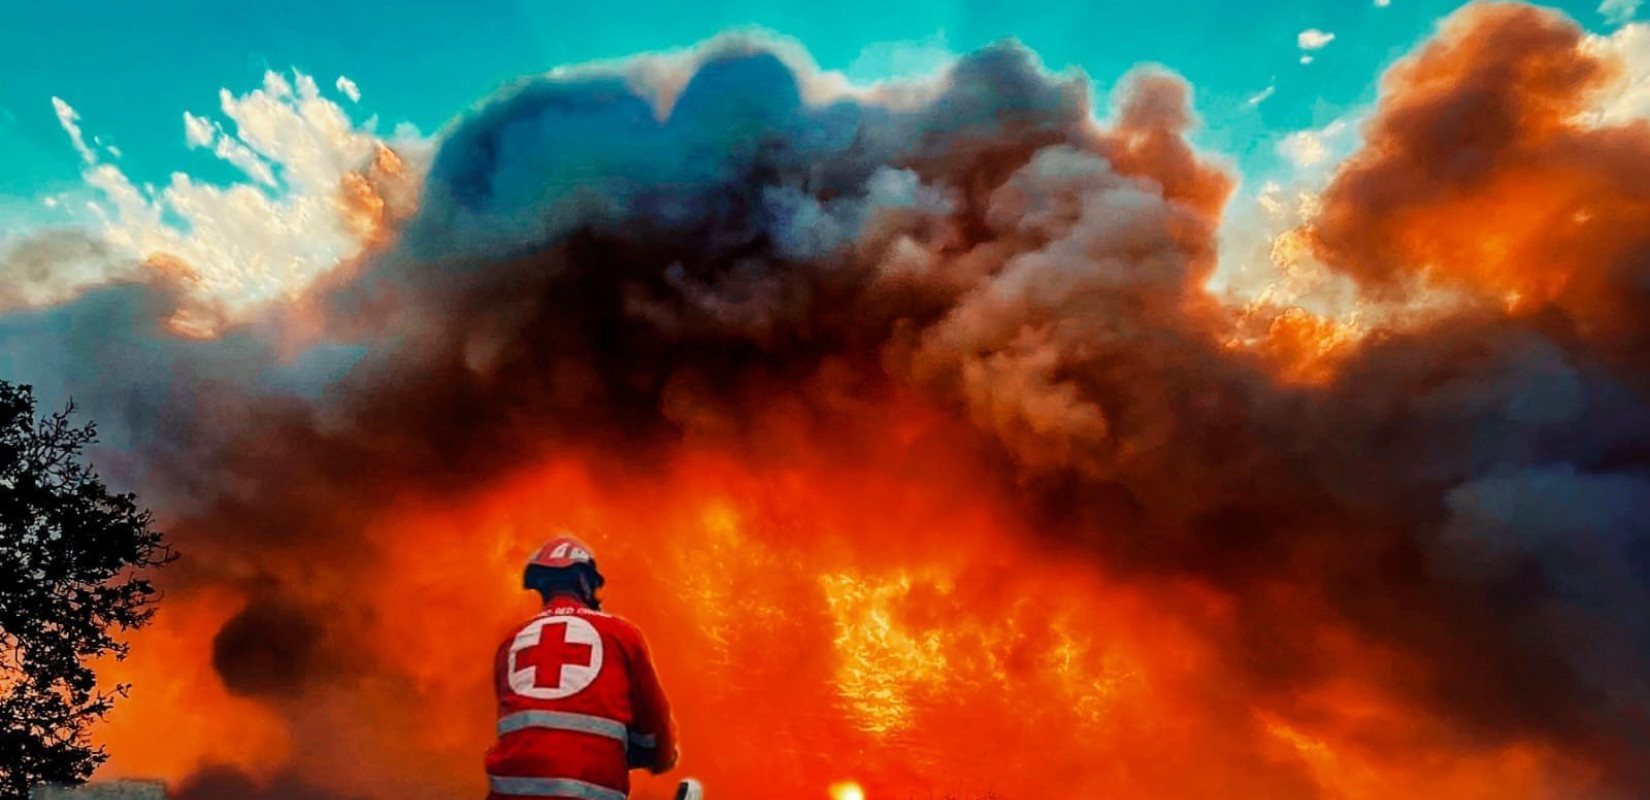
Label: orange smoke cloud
xmin=1309 ymin=2 xmax=1650 ymax=351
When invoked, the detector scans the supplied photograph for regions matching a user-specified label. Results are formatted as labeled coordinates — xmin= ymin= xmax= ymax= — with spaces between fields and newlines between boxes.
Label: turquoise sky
xmin=0 ymin=0 xmax=1632 ymax=227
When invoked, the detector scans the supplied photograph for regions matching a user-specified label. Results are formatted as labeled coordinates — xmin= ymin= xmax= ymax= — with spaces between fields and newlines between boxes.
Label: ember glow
xmin=5 ymin=2 xmax=1650 ymax=799
xmin=828 ymin=783 xmax=863 ymax=800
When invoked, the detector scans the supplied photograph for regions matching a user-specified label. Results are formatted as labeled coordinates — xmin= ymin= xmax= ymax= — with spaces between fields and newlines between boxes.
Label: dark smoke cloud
xmin=4 ymin=7 xmax=1649 ymax=798
xmin=211 ymin=600 xmax=325 ymax=698
xmin=0 ymin=229 xmax=130 ymax=311
xmin=176 ymin=765 xmax=364 ymax=800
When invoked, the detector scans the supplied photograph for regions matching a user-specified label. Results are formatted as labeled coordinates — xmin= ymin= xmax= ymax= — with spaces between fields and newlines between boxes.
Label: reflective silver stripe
xmin=498 ymin=711 xmax=627 ymax=743
xmin=488 ymin=776 xmax=626 ymax=800
xmin=628 ymin=731 xmax=656 ymax=749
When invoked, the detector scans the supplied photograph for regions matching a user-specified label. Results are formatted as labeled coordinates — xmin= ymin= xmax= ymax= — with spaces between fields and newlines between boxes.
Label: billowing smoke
xmin=4 ymin=3 xmax=1648 ymax=799
xmin=177 ymin=766 xmax=362 ymax=800
xmin=1310 ymin=2 xmax=1650 ymax=361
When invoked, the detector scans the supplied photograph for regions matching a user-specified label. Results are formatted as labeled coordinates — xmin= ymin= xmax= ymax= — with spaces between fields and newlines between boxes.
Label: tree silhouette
xmin=0 ymin=381 xmax=170 ymax=798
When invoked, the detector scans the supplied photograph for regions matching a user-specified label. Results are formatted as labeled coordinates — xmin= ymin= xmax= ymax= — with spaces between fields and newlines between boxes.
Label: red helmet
xmin=527 ymin=534 xmax=597 ymax=570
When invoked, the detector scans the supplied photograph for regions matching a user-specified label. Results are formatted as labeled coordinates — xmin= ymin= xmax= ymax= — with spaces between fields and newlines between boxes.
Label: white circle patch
xmin=507 ymin=615 xmax=604 ymax=700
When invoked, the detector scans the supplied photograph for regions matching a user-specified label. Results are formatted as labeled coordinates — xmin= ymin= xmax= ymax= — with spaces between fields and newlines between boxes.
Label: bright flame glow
xmin=829 ymin=781 xmax=866 ymax=800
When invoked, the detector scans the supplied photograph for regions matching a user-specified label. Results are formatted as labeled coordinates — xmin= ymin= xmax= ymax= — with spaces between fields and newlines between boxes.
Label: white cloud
xmin=1277 ymin=119 xmax=1351 ymax=169
xmin=1254 ymin=181 xmax=1287 ymax=218
xmin=846 ymin=33 xmax=954 ymax=84
xmin=183 ymin=111 xmax=215 ymax=147
xmin=336 ymin=75 xmax=361 ymax=103
xmin=1602 ymin=0 xmax=1643 ymax=25
xmin=182 ymin=110 xmax=277 ymax=186
xmin=49 ymin=70 xmax=425 ymax=335
xmin=1300 ymin=55 xmax=1315 ymax=65
xmin=51 ymin=98 xmax=94 ymax=164
xmin=1584 ymin=23 xmax=1650 ymax=122
xmin=1375 ymin=0 xmax=1391 ymax=7
xmin=1279 ymin=131 xmax=1328 ymax=167
xmin=1298 ymin=29 xmax=1336 ymax=50
xmin=1247 ymin=84 xmax=1277 ymax=106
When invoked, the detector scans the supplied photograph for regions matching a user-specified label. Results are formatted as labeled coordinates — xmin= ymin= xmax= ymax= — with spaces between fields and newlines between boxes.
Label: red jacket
xmin=485 ymin=595 xmax=677 ymax=800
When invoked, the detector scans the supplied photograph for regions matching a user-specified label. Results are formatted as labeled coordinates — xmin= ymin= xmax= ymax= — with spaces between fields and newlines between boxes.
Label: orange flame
xmin=93 ymin=396 xmax=1605 ymax=799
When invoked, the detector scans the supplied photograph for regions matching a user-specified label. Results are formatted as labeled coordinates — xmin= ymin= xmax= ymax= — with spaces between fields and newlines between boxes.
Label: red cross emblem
xmin=508 ymin=615 xmax=604 ymax=699
xmin=517 ymin=621 xmax=594 ymax=689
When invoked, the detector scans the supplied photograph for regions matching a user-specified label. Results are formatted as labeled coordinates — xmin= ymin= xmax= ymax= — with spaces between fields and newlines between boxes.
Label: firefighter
xmin=485 ymin=534 xmax=679 ymax=800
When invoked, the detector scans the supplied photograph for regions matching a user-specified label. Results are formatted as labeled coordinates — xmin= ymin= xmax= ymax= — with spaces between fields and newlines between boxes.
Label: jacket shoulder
xmin=586 ymin=610 xmax=649 ymax=655
xmin=594 ymin=610 xmax=643 ymax=638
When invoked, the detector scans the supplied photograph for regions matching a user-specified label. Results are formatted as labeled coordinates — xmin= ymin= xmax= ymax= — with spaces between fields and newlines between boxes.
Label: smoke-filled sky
xmin=4 ymin=2 xmax=1650 ymax=799
xmin=1 ymin=0 xmax=1640 ymax=221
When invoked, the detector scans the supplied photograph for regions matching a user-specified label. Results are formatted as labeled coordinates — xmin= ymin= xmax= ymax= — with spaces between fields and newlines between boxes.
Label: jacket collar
xmin=541 ymin=593 xmax=591 ymax=612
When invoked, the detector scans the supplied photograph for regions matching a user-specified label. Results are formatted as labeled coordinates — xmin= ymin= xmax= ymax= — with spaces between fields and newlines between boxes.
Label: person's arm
xmin=493 ymin=637 xmax=511 ymax=705
xmin=624 ymin=625 xmax=678 ymax=774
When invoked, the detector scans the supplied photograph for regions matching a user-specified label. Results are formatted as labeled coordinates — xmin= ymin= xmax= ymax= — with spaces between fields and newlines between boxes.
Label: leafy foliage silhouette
xmin=0 ymin=381 xmax=170 ymax=798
